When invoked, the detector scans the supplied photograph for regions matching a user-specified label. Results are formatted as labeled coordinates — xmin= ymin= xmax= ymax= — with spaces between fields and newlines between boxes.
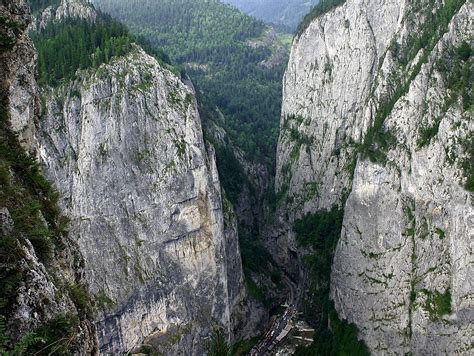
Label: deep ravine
xmin=1 ymin=0 xmax=472 ymax=355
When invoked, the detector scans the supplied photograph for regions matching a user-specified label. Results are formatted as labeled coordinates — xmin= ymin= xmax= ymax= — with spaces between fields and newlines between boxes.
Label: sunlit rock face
xmin=276 ymin=0 xmax=473 ymax=353
xmin=36 ymin=43 xmax=251 ymax=354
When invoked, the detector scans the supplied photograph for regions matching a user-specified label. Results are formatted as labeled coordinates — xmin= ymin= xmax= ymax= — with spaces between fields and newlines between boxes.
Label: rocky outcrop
xmin=31 ymin=0 xmax=97 ymax=30
xmin=0 ymin=0 xmax=37 ymax=148
xmin=36 ymin=43 xmax=251 ymax=353
xmin=276 ymin=0 xmax=473 ymax=353
xmin=0 ymin=0 xmax=97 ymax=353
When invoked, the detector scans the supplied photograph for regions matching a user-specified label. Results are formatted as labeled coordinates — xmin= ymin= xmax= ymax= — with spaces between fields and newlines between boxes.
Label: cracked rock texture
xmin=36 ymin=43 xmax=254 ymax=353
xmin=1 ymin=0 xmax=37 ymax=149
xmin=0 ymin=0 xmax=97 ymax=352
xmin=31 ymin=0 xmax=97 ymax=30
xmin=275 ymin=0 xmax=473 ymax=353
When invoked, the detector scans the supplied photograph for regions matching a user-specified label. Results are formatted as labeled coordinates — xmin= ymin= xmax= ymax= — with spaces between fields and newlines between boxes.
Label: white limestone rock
xmin=276 ymin=0 xmax=473 ymax=353
xmin=36 ymin=45 xmax=250 ymax=353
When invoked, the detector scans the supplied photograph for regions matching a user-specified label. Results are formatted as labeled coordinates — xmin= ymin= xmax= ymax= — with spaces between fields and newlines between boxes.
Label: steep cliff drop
xmin=274 ymin=0 xmax=473 ymax=353
xmin=31 ymin=0 xmax=260 ymax=353
xmin=0 ymin=0 xmax=97 ymax=353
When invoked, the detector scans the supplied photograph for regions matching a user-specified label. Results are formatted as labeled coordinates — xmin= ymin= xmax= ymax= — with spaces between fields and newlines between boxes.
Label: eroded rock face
xmin=31 ymin=0 xmax=97 ymax=30
xmin=0 ymin=1 xmax=97 ymax=352
xmin=276 ymin=0 xmax=473 ymax=353
xmin=36 ymin=46 xmax=251 ymax=353
xmin=0 ymin=0 xmax=37 ymax=149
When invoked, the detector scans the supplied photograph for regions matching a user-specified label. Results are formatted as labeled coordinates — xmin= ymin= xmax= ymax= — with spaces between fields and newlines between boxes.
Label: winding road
xmin=250 ymin=275 xmax=298 ymax=355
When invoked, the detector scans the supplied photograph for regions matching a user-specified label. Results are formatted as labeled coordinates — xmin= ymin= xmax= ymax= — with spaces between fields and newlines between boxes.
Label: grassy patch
xmin=460 ymin=133 xmax=474 ymax=192
xmin=422 ymin=288 xmax=452 ymax=321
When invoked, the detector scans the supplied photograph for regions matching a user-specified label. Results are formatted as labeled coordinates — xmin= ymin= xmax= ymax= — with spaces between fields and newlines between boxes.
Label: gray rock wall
xmin=36 ymin=45 xmax=250 ymax=353
xmin=276 ymin=0 xmax=473 ymax=353
xmin=0 ymin=0 xmax=97 ymax=352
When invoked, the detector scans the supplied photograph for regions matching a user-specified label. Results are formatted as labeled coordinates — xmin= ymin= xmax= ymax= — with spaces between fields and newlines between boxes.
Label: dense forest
xmin=31 ymin=17 xmax=134 ymax=86
xmin=31 ymin=12 xmax=173 ymax=87
xmin=92 ymin=0 xmax=287 ymax=165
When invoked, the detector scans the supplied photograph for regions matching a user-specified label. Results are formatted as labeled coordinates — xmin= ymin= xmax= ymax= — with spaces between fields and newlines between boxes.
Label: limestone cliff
xmin=0 ymin=0 xmax=97 ymax=353
xmin=36 ymin=36 xmax=253 ymax=355
xmin=275 ymin=0 xmax=473 ymax=353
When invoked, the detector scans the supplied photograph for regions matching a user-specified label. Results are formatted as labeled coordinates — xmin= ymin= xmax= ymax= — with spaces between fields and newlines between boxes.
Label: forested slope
xmin=93 ymin=0 xmax=287 ymax=164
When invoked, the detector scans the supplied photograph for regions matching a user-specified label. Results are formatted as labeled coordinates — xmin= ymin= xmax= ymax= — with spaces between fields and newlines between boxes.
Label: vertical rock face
xmin=0 ymin=0 xmax=97 ymax=353
xmin=277 ymin=0 xmax=473 ymax=353
xmin=0 ymin=0 xmax=37 ymax=148
xmin=36 ymin=44 xmax=250 ymax=353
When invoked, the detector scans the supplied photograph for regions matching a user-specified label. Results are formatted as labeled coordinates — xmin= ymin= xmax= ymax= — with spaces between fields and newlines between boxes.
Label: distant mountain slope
xmin=93 ymin=0 xmax=287 ymax=163
xmin=222 ymin=0 xmax=319 ymax=31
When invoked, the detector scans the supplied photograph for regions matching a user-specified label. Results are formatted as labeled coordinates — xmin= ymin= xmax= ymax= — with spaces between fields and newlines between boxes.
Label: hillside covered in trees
xmin=92 ymin=0 xmax=288 ymax=166
xmin=31 ymin=11 xmax=174 ymax=87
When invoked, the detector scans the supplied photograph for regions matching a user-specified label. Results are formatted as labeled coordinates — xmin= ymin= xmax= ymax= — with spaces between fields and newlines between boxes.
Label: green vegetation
xmin=422 ymin=288 xmax=452 ymax=321
xmin=293 ymin=207 xmax=369 ymax=354
xmin=437 ymin=40 xmax=473 ymax=191
xmin=206 ymin=326 xmax=231 ymax=356
xmin=0 ymin=103 xmax=64 ymax=265
xmin=231 ymin=336 xmax=259 ymax=356
xmin=361 ymin=0 xmax=467 ymax=163
xmin=0 ymin=14 xmax=27 ymax=50
xmin=0 ymin=104 xmax=78 ymax=352
xmin=213 ymin=143 xmax=249 ymax=204
xmin=0 ymin=313 xmax=81 ymax=355
xmin=31 ymin=16 xmax=134 ymax=86
xmin=0 ymin=84 xmax=91 ymax=353
xmin=297 ymin=0 xmax=346 ymax=37
xmin=94 ymin=0 xmax=287 ymax=163
xmin=418 ymin=40 xmax=473 ymax=148
xmin=29 ymin=0 xmax=61 ymax=13
xmin=295 ymin=303 xmax=369 ymax=356
xmin=31 ymin=6 xmax=174 ymax=87
xmin=239 ymin=224 xmax=280 ymax=305
xmin=417 ymin=121 xmax=442 ymax=148
xmin=294 ymin=206 xmax=343 ymax=249
xmin=460 ymin=133 xmax=474 ymax=192
xmin=435 ymin=228 xmax=446 ymax=239
xmin=294 ymin=207 xmax=342 ymax=322
xmin=67 ymin=283 xmax=92 ymax=316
